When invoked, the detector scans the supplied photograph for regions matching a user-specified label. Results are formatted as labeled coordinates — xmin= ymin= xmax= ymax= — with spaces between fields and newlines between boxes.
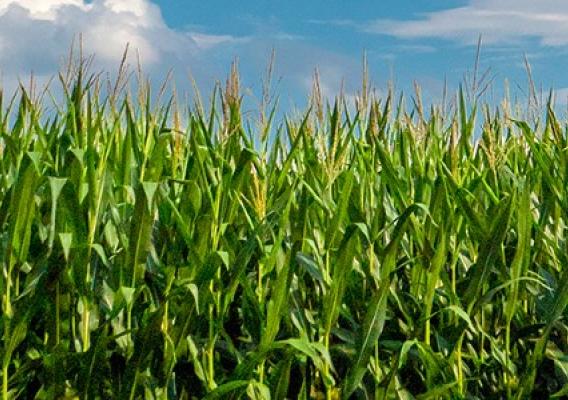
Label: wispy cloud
xmin=307 ymin=19 xmax=357 ymax=28
xmin=552 ymin=87 xmax=568 ymax=106
xmin=189 ymin=33 xmax=248 ymax=50
xmin=390 ymin=44 xmax=436 ymax=54
xmin=366 ymin=0 xmax=568 ymax=46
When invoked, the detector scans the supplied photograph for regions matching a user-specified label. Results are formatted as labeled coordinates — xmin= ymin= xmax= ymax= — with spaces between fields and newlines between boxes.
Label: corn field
xmin=1 ymin=58 xmax=568 ymax=399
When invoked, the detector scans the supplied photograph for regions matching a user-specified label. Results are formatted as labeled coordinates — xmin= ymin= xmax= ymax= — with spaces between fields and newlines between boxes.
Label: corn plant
xmin=0 ymin=57 xmax=568 ymax=399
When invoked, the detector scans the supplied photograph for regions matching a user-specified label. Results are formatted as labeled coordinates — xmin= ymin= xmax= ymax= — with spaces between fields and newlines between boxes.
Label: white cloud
xmin=103 ymin=0 xmax=153 ymax=22
xmin=367 ymin=0 xmax=568 ymax=46
xmin=0 ymin=0 xmax=368 ymax=114
xmin=0 ymin=0 xmax=89 ymax=20
xmin=0 ymin=0 xmax=242 ymax=94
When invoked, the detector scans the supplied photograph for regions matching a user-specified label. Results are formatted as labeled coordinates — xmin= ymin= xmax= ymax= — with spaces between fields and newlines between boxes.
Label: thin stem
xmin=2 ymin=363 xmax=8 ymax=400
xmin=207 ymin=302 xmax=216 ymax=390
xmin=456 ymin=335 xmax=464 ymax=395
xmin=505 ymin=322 xmax=512 ymax=399
xmin=82 ymin=297 xmax=90 ymax=352
xmin=129 ymin=370 xmax=139 ymax=400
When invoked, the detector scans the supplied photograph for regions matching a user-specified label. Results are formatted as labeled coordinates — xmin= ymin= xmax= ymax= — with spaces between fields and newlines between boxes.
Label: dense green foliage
xmin=1 ymin=59 xmax=568 ymax=399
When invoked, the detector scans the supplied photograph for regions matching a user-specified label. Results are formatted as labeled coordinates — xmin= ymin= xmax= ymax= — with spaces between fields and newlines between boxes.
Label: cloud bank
xmin=368 ymin=0 xmax=568 ymax=46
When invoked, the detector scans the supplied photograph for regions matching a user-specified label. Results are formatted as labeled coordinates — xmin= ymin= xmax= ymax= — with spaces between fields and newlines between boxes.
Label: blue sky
xmin=1 ymin=0 xmax=568 ymax=110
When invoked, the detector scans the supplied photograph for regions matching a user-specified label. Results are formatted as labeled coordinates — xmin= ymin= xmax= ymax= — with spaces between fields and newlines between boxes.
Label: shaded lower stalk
xmin=55 ymin=282 xmax=61 ymax=346
xmin=324 ymin=333 xmax=331 ymax=400
xmin=374 ymin=344 xmax=380 ymax=400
